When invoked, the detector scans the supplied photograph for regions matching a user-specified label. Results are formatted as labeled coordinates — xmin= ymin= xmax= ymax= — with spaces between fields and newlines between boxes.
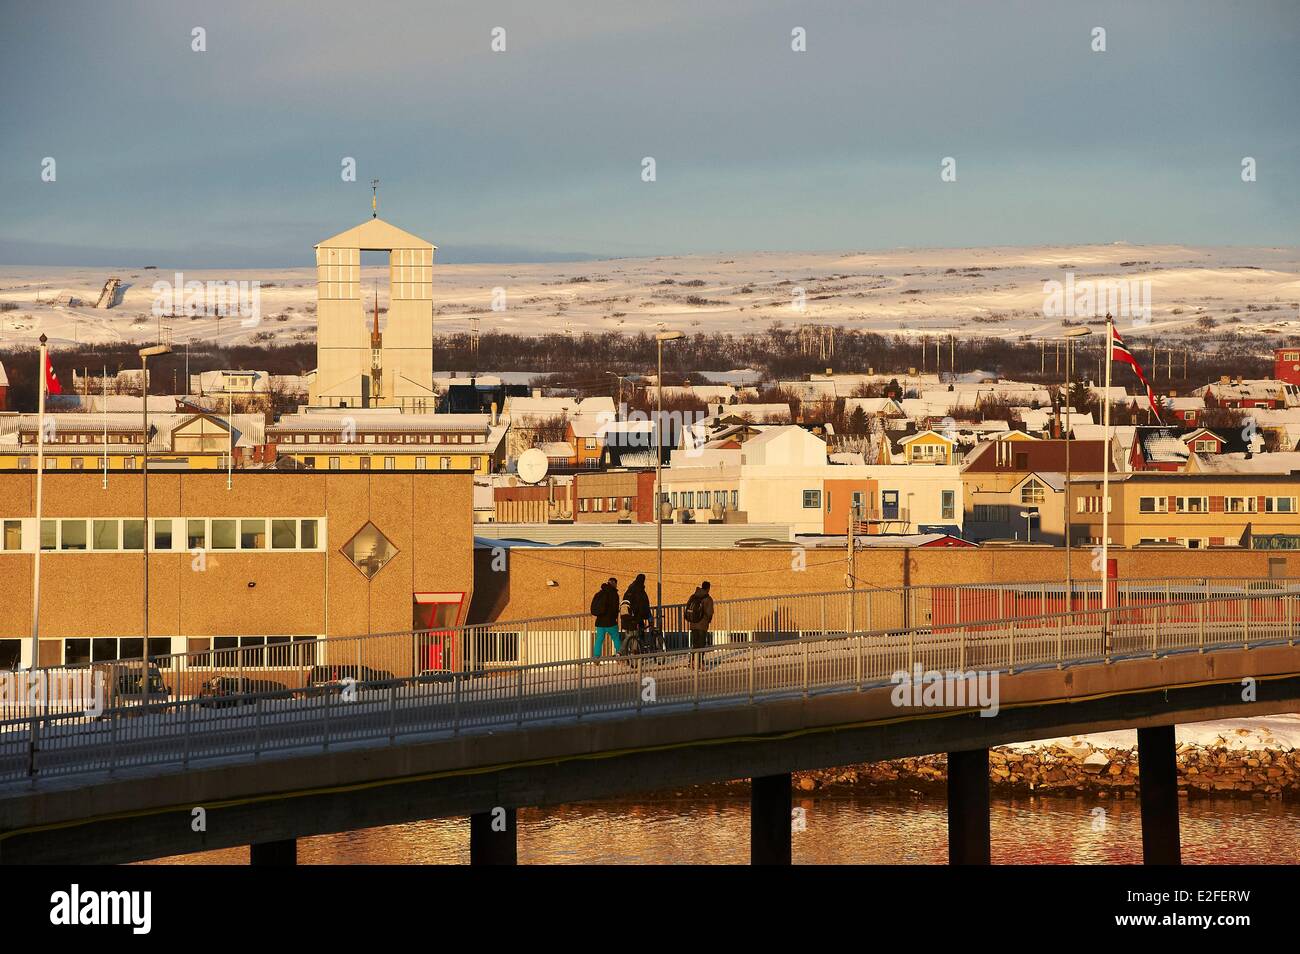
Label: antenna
xmin=371 ymin=178 xmax=380 ymax=218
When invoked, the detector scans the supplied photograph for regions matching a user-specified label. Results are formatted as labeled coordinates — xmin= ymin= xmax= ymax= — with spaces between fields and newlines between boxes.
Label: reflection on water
xmin=143 ymin=794 xmax=1299 ymax=865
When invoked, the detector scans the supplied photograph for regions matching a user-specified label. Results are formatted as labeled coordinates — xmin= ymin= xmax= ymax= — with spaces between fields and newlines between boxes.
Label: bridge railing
xmin=0 ymin=588 xmax=1297 ymax=785
xmin=1 ymin=576 xmax=1295 ymax=722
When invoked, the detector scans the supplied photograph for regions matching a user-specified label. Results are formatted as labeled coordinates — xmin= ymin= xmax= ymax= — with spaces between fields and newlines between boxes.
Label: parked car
xmin=295 ymin=665 xmax=396 ymax=698
xmin=95 ymin=662 xmax=172 ymax=714
xmin=198 ymin=676 xmax=291 ymax=709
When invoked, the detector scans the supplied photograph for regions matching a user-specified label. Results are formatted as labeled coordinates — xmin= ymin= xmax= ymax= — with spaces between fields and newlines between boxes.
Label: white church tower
xmin=309 ymin=212 xmax=437 ymax=410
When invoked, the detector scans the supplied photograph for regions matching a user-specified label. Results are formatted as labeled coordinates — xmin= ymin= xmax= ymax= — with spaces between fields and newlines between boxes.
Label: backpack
xmin=590 ymin=589 xmax=606 ymax=617
xmin=684 ymin=592 xmax=703 ymax=625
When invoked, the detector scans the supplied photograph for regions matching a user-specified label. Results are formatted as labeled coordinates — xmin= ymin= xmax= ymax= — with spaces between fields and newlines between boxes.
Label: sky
xmin=0 ymin=0 xmax=1297 ymax=266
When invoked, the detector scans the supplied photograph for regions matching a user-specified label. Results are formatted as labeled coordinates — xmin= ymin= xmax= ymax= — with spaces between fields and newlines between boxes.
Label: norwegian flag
xmin=1109 ymin=325 xmax=1160 ymax=423
xmin=43 ymin=350 xmax=63 ymax=396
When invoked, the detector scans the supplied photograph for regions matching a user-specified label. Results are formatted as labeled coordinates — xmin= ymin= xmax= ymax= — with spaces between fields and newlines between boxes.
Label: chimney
xmin=1168 ymin=390 xmax=1176 ymax=398
xmin=825 ymin=368 xmax=833 ymax=376
xmin=490 ymin=401 xmax=499 ymax=426
xmin=532 ymin=388 xmax=542 ymax=398
xmin=908 ymin=367 xmax=917 ymax=376
xmin=1220 ymin=375 xmax=1230 ymax=385
xmin=868 ymin=367 xmax=875 ymax=375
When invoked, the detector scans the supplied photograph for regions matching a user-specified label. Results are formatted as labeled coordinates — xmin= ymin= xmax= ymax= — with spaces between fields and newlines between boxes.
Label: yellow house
xmin=268 ymin=411 xmax=506 ymax=474
xmin=0 ymin=411 xmax=266 ymax=471
xmin=898 ymin=429 xmax=955 ymax=465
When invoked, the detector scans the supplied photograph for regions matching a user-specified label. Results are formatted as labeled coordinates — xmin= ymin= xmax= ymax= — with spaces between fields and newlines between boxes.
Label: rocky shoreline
xmin=765 ymin=741 xmax=1300 ymax=800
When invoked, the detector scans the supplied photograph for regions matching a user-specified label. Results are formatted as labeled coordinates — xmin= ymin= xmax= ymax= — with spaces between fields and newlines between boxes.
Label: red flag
xmin=1109 ymin=325 xmax=1160 ymax=423
xmin=43 ymin=351 xmax=63 ymax=395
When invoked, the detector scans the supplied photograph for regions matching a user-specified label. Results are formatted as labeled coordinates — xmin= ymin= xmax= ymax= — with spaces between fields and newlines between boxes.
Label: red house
xmin=1276 ymin=347 xmax=1300 ymax=387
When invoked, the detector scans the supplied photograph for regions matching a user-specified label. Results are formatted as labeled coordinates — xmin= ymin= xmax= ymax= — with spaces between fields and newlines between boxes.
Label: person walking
xmin=623 ymin=574 xmax=652 ymax=630
xmin=684 ymin=580 xmax=714 ymax=669
xmin=590 ymin=577 xmax=622 ymax=658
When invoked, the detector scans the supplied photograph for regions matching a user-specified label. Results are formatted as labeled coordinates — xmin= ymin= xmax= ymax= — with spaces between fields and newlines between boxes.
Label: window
xmin=471 ymin=457 xmax=481 ymax=471
xmin=440 ymin=457 xmax=451 ymax=470
xmin=123 ymin=520 xmax=145 ymax=550
xmin=941 ymin=490 xmax=956 ymax=520
xmin=153 ymin=519 xmax=173 ymax=550
xmin=211 ymin=519 xmax=237 ymax=550
xmin=416 ymin=457 xmax=427 ymax=470
xmin=624 ymin=496 xmax=634 ymax=511
xmin=1020 ymin=479 xmax=1045 ymax=504
xmin=60 ymin=520 xmax=87 ymax=551
xmin=300 ymin=520 xmax=319 ymax=549
xmin=1225 ymin=497 xmax=1256 ymax=514
xmin=881 ymin=490 xmax=899 ymax=520
xmin=1266 ymin=497 xmax=1297 ymax=513
xmin=329 ymin=457 xmax=341 ymax=470
xmin=609 ymin=497 xmax=618 ymax=511
xmin=579 ymin=498 xmax=588 ymax=513
xmin=802 ymin=490 xmax=822 ymax=509
xmin=359 ymin=457 xmax=371 ymax=470
xmin=683 ymin=492 xmax=694 ymax=509
xmin=973 ymin=504 xmax=1010 ymax=523
xmin=272 ymin=519 xmax=297 ymax=549
xmin=384 ymin=457 xmax=396 ymax=470
xmin=240 ymin=519 xmax=266 ymax=549
xmin=187 ymin=519 xmax=207 ymax=550
xmin=41 ymin=520 xmax=57 ymax=550
xmin=1177 ymin=497 xmax=1208 ymax=513
xmin=1138 ymin=497 xmax=1167 ymax=514
xmin=92 ymin=519 xmax=119 ymax=550
xmin=2 ymin=520 xmax=21 ymax=551
xmin=731 ymin=490 xmax=739 ymax=510
xmin=1193 ymin=439 xmax=1218 ymax=453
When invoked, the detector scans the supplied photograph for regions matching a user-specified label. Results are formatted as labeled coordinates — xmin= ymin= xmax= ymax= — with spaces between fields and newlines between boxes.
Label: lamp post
xmin=654 ymin=331 xmax=683 ymax=625
xmin=1019 ymin=509 xmax=1038 ymax=544
xmin=139 ymin=344 xmax=171 ymax=687
xmin=1063 ymin=327 xmax=1092 ymax=597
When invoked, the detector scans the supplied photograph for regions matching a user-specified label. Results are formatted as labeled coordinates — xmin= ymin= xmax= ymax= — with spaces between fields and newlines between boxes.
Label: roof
xmin=315 ymin=216 xmax=436 ymax=251
xmin=271 ymin=413 xmax=492 ymax=434
xmin=1134 ymin=426 xmax=1191 ymax=465
xmin=961 ymin=439 xmax=1108 ymax=473
xmin=0 ymin=360 xmax=7 ymax=388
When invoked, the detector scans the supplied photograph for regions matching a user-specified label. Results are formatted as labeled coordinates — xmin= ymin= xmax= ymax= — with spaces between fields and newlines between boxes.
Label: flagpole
xmin=102 ymin=364 xmax=108 ymax=489
xmin=1101 ymin=314 xmax=1113 ymax=658
xmin=31 ymin=336 xmax=48 ymax=674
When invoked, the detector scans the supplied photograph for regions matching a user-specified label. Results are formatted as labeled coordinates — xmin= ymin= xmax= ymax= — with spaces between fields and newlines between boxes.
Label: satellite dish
xmin=518 ymin=448 xmax=549 ymax=485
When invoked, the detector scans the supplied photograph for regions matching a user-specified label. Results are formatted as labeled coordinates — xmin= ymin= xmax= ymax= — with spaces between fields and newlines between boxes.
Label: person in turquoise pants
xmin=590 ymin=578 xmax=622 ymax=657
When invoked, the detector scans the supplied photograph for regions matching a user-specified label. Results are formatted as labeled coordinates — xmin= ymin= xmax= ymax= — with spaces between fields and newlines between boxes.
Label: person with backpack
xmin=590 ymin=578 xmax=621 ymax=658
xmin=684 ymin=581 xmax=714 ymax=669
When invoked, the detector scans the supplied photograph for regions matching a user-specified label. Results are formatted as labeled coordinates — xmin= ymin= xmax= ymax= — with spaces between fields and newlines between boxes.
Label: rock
xmin=1082 ymin=752 xmax=1109 ymax=774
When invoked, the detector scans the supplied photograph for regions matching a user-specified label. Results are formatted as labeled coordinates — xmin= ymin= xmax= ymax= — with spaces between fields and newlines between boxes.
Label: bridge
xmin=1 ymin=576 xmax=1298 ymax=865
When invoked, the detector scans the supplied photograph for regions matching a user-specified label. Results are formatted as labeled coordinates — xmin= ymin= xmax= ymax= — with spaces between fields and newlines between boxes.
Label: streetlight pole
xmin=654 ymin=332 xmax=683 ymax=625
xmin=1020 ymin=510 xmax=1037 ymax=544
xmin=139 ymin=344 xmax=171 ymax=687
xmin=1063 ymin=327 xmax=1092 ymax=599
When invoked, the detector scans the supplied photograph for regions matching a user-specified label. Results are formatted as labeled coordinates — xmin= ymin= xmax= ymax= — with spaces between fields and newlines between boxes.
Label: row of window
xmin=1136 ymin=496 xmax=1295 ymax=515
xmin=577 ymin=496 xmax=637 ymax=514
xmin=300 ymin=456 xmax=481 ymax=470
xmin=0 ymin=635 xmax=322 ymax=670
xmin=0 ymin=517 xmax=322 ymax=553
xmin=277 ymin=432 xmax=482 ymax=445
xmin=665 ymin=490 xmax=738 ymax=511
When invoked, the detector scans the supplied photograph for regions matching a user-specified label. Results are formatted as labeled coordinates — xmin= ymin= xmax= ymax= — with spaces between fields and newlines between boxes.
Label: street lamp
xmin=139 ymin=343 xmax=171 ymax=688
xmin=654 ymin=331 xmax=683 ymax=625
xmin=1062 ymin=327 xmax=1092 ymax=597
xmin=1019 ymin=509 xmax=1038 ymax=543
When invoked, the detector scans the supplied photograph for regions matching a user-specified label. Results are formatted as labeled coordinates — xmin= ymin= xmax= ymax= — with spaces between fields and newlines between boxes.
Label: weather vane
xmin=371 ymin=178 xmax=379 ymax=218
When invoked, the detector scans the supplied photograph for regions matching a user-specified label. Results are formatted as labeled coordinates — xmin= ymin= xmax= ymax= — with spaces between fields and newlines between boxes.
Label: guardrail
xmin=0 ymin=589 xmax=1296 ymax=786
xmin=2 ymin=576 xmax=1296 ymax=723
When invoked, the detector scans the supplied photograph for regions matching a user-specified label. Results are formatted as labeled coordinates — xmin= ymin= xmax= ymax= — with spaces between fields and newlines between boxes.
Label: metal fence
xmin=2 ymin=576 xmax=1296 ymax=723
xmin=0 ymin=586 xmax=1296 ymax=785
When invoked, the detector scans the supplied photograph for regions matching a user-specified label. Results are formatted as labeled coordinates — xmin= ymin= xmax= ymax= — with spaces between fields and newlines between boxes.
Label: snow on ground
xmin=1012 ymin=714 xmax=1300 ymax=753
xmin=1 ymin=243 xmax=1296 ymax=349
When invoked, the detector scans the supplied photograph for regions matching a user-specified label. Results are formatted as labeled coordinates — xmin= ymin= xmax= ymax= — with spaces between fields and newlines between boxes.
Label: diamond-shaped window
xmin=341 ymin=522 xmax=398 ymax=579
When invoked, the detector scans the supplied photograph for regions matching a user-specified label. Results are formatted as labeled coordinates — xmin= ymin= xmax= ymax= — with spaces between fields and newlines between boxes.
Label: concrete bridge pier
xmin=947 ymin=748 xmax=991 ymax=865
xmin=250 ymin=839 xmax=297 ymax=865
xmin=470 ymin=808 xmax=518 ymax=865
xmin=1137 ymin=725 xmax=1182 ymax=865
xmin=751 ymin=773 xmax=793 ymax=865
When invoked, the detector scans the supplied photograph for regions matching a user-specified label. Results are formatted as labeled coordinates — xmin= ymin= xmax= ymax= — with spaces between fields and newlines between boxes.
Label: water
xmin=141 ymin=793 xmax=1300 ymax=864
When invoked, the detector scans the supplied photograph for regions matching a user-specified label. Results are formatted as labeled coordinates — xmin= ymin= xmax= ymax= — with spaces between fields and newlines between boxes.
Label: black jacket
xmin=590 ymin=585 xmax=620 ymax=627
xmin=623 ymin=580 xmax=652 ymax=624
